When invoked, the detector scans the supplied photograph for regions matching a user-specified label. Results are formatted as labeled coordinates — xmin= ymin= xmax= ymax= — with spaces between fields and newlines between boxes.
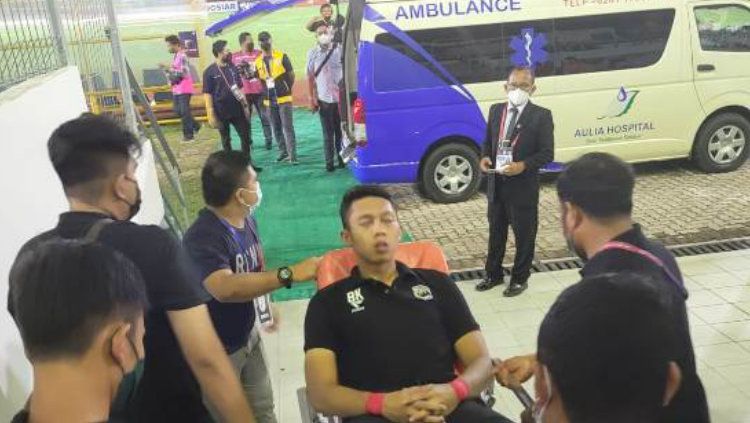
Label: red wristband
xmin=450 ymin=378 xmax=470 ymax=401
xmin=365 ymin=392 xmax=385 ymax=415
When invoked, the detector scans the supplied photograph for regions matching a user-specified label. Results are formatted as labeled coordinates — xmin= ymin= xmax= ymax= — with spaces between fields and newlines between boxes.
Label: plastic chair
xmin=316 ymin=241 xmax=450 ymax=289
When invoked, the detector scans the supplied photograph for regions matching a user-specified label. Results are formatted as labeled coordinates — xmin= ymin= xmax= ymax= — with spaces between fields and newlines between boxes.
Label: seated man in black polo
xmin=304 ymin=185 xmax=512 ymax=423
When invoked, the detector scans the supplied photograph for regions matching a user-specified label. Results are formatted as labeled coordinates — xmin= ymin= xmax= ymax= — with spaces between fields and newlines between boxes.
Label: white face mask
xmin=508 ymin=88 xmax=530 ymax=107
xmin=239 ymin=183 xmax=263 ymax=215
xmin=318 ymin=33 xmax=333 ymax=46
xmin=534 ymin=366 xmax=553 ymax=423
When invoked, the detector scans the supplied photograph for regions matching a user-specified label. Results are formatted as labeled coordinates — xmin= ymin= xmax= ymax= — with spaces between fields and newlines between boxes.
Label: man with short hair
xmin=162 ymin=34 xmax=201 ymax=143
xmin=8 ymin=114 xmax=255 ymax=423
xmin=183 ymin=150 xmax=321 ymax=423
xmin=306 ymin=4 xmax=345 ymax=42
xmin=255 ymin=31 xmax=298 ymax=164
xmin=204 ymin=39 xmax=260 ymax=170
xmin=529 ymin=273 xmax=683 ymax=423
xmin=495 ymin=152 xmax=709 ymax=423
xmin=10 ymin=240 xmax=147 ymax=423
xmin=307 ymin=22 xmax=345 ymax=172
xmin=478 ymin=67 xmax=554 ymax=297
xmin=304 ymin=185 xmax=513 ymax=423
xmin=234 ymin=32 xmax=274 ymax=150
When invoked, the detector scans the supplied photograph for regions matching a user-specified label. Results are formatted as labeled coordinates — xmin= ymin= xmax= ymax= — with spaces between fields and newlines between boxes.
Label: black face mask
xmin=260 ymin=41 xmax=271 ymax=51
xmin=222 ymin=53 xmax=233 ymax=64
xmin=246 ymin=42 xmax=255 ymax=52
xmin=123 ymin=177 xmax=142 ymax=221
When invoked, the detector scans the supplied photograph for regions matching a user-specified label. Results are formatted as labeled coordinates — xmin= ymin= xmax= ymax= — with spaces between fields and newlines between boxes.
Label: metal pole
xmin=47 ymin=0 xmax=69 ymax=66
xmin=103 ymin=0 xmax=137 ymax=134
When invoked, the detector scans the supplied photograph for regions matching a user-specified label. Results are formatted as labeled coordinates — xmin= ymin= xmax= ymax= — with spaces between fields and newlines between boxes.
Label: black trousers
xmin=319 ymin=100 xmax=343 ymax=167
xmin=344 ymin=400 xmax=514 ymax=423
xmin=485 ymin=187 xmax=539 ymax=283
xmin=218 ymin=115 xmax=252 ymax=159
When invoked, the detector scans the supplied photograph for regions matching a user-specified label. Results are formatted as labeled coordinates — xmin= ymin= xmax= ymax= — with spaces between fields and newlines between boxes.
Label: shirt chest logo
xmin=347 ymin=288 xmax=365 ymax=313
xmin=412 ymin=284 xmax=434 ymax=301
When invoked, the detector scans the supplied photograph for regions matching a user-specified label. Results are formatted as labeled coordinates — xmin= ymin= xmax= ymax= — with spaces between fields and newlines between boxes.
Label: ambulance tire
xmin=693 ymin=113 xmax=750 ymax=173
xmin=420 ymin=142 xmax=481 ymax=204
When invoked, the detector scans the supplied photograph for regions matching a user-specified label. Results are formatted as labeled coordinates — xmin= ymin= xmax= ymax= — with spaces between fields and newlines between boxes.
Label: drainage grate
xmin=450 ymin=237 xmax=750 ymax=282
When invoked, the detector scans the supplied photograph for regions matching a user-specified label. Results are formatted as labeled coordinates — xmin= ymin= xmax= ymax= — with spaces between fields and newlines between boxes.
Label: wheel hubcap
xmin=434 ymin=155 xmax=473 ymax=195
xmin=708 ymin=125 xmax=746 ymax=165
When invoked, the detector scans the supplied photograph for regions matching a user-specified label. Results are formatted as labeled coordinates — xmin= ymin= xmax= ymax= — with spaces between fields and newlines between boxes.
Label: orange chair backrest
xmin=316 ymin=241 xmax=449 ymax=290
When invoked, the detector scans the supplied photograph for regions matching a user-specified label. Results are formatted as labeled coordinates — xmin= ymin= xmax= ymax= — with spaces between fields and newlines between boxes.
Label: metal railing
xmin=0 ymin=0 xmax=188 ymax=236
xmin=0 ymin=0 xmax=66 ymax=91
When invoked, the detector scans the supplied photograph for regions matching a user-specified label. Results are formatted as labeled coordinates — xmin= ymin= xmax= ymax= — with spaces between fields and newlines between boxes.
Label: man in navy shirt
xmin=495 ymin=153 xmax=709 ymax=423
xmin=203 ymin=40 xmax=260 ymax=171
xmin=183 ymin=151 xmax=320 ymax=423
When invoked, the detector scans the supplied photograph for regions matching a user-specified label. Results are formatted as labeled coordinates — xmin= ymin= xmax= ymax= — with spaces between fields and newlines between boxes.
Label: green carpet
xmin=230 ymin=109 xmax=358 ymax=301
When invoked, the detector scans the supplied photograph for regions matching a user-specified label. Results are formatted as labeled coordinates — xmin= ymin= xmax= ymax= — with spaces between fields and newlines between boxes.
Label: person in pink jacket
xmin=162 ymin=35 xmax=201 ymax=142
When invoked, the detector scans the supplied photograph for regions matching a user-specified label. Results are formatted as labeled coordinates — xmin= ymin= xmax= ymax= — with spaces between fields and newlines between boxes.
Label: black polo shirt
xmin=8 ymin=212 xmax=213 ymax=423
xmin=304 ymin=262 xmax=479 ymax=392
xmin=581 ymin=224 xmax=709 ymax=423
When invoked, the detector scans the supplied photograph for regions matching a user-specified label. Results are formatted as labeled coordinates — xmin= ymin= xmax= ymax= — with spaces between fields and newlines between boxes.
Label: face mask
xmin=260 ymin=41 xmax=272 ymax=51
xmin=318 ymin=33 xmax=333 ymax=46
xmin=563 ymin=216 xmax=588 ymax=262
xmin=222 ymin=53 xmax=233 ymax=64
xmin=533 ymin=366 xmax=553 ymax=423
xmin=508 ymin=88 xmax=530 ymax=107
xmin=247 ymin=42 xmax=255 ymax=51
xmin=238 ymin=183 xmax=263 ymax=215
xmin=123 ymin=177 xmax=142 ymax=221
xmin=110 ymin=332 xmax=144 ymax=415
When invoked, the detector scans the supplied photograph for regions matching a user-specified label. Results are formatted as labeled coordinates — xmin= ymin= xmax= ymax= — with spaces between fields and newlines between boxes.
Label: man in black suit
xmin=476 ymin=67 xmax=554 ymax=297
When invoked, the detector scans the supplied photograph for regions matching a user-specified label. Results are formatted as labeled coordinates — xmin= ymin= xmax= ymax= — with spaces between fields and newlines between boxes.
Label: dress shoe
xmin=276 ymin=153 xmax=289 ymax=162
xmin=503 ymin=282 xmax=528 ymax=297
xmin=476 ymin=277 xmax=504 ymax=292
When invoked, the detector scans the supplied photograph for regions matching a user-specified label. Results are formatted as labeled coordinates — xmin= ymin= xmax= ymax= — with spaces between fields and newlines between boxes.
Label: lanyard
xmin=498 ymin=104 xmax=521 ymax=149
xmin=218 ymin=65 xmax=235 ymax=91
xmin=599 ymin=241 xmax=686 ymax=297
xmin=219 ymin=217 xmax=266 ymax=271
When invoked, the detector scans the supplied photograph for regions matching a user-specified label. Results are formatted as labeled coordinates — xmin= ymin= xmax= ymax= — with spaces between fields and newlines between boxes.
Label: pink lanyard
xmin=599 ymin=241 xmax=686 ymax=295
xmin=498 ymin=105 xmax=521 ymax=149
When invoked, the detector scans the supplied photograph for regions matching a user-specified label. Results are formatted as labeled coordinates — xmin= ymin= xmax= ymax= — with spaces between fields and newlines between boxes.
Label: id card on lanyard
xmin=495 ymin=105 xmax=521 ymax=173
xmin=221 ymin=218 xmax=274 ymax=326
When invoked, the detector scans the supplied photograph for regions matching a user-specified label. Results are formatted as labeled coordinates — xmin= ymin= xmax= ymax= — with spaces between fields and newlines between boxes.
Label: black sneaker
xmin=326 ymin=165 xmax=335 ymax=172
xmin=276 ymin=153 xmax=289 ymax=162
xmin=503 ymin=282 xmax=528 ymax=297
xmin=476 ymin=277 xmax=504 ymax=292
xmin=252 ymin=164 xmax=263 ymax=173
xmin=265 ymin=144 xmax=273 ymax=151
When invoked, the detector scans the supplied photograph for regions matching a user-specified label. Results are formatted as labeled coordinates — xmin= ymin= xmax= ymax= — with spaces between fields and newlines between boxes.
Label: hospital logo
xmin=510 ymin=28 xmax=549 ymax=69
xmin=412 ymin=284 xmax=434 ymax=301
xmin=598 ymin=86 xmax=640 ymax=120
xmin=347 ymin=288 xmax=365 ymax=313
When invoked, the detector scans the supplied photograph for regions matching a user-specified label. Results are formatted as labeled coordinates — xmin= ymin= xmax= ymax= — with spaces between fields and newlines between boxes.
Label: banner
xmin=205 ymin=0 xmax=304 ymax=36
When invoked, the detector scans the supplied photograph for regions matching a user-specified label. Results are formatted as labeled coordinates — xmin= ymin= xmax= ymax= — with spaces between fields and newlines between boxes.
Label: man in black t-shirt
xmin=530 ymin=273 xmax=684 ymax=423
xmin=304 ymin=186 xmax=513 ymax=423
xmin=7 ymin=115 xmax=254 ymax=423
xmin=495 ymin=153 xmax=709 ymax=423
xmin=204 ymin=39 xmax=260 ymax=170
xmin=10 ymin=241 xmax=147 ymax=423
xmin=183 ymin=151 xmax=320 ymax=423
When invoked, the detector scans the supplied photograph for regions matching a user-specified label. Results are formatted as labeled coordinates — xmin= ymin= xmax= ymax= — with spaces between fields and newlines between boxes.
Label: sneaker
xmin=252 ymin=164 xmax=263 ymax=173
xmin=326 ymin=165 xmax=335 ymax=172
xmin=276 ymin=153 xmax=289 ymax=162
xmin=265 ymin=143 xmax=273 ymax=151
xmin=290 ymin=160 xmax=299 ymax=166
xmin=194 ymin=123 xmax=202 ymax=133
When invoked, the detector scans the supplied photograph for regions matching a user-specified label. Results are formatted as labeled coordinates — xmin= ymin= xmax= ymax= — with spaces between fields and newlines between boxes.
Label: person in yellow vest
xmin=255 ymin=31 xmax=298 ymax=164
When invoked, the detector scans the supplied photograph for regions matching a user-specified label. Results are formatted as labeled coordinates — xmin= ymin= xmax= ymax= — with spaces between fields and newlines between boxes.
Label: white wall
xmin=0 ymin=67 xmax=164 ymax=420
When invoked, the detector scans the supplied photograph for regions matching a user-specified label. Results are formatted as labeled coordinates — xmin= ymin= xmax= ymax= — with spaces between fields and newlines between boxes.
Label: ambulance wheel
xmin=421 ymin=143 xmax=480 ymax=203
xmin=693 ymin=113 xmax=750 ymax=173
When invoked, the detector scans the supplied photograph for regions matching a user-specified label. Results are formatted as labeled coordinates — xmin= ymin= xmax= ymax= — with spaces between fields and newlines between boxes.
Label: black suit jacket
xmin=482 ymin=101 xmax=554 ymax=206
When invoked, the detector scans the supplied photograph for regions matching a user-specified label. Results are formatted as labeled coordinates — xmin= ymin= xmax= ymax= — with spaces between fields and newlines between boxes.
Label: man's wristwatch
xmin=277 ymin=267 xmax=294 ymax=289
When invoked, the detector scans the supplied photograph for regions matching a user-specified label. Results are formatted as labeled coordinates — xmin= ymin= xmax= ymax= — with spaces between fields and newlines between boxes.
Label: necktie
xmin=505 ymin=107 xmax=519 ymax=142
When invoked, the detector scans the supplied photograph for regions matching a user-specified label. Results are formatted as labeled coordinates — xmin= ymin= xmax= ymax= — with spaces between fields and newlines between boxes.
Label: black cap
xmin=258 ymin=31 xmax=271 ymax=42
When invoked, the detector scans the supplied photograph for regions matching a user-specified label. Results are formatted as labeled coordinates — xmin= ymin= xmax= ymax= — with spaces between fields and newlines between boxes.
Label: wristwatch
xmin=277 ymin=267 xmax=294 ymax=289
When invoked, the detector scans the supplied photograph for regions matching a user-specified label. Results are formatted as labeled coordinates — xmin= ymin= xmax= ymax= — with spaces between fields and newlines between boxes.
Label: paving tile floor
xmin=262 ymin=250 xmax=750 ymax=422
